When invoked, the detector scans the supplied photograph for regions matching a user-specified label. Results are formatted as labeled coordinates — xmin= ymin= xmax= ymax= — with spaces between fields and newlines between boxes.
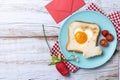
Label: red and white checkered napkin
xmin=107 ymin=11 xmax=120 ymax=40
xmin=51 ymin=3 xmax=120 ymax=73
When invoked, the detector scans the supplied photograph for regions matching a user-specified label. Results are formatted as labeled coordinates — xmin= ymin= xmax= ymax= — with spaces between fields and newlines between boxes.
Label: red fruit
xmin=106 ymin=34 xmax=114 ymax=42
xmin=102 ymin=30 xmax=109 ymax=37
xmin=56 ymin=61 xmax=69 ymax=76
xmin=100 ymin=39 xmax=108 ymax=47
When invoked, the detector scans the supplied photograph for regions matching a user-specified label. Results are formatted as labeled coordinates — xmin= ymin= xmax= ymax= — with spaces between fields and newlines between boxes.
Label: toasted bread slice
xmin=66 ymin=21 xmax=102 ymax=58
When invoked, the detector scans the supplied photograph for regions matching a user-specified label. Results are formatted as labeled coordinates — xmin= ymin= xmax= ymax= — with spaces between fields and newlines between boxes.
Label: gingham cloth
xmin=51 ymin=3 xmax=120 ymax=73
xmin=107 ymin=11 xmax=120 ymax=40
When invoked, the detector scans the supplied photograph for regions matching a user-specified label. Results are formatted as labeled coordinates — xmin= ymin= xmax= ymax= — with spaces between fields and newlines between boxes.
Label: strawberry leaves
xmin=49 ymin=54 xmax=62 ymax=65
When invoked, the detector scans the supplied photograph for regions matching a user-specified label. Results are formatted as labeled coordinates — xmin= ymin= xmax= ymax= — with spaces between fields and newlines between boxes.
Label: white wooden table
xmin=0 ymin=0 xmax=120 ymax=80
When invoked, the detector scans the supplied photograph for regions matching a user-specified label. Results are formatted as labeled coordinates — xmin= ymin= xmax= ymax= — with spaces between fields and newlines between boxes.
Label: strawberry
xmin=49 ymin=54 xmax=78 ymax=76
xmin=56 ymin=61 xmax=69 ymax=76
xmin=49 ymin=54 xmax=69 ymax=76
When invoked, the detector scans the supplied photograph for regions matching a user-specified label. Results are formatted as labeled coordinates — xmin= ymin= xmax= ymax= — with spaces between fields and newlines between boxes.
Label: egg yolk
xmin=74 ymin=31 xmax=88 ymax=44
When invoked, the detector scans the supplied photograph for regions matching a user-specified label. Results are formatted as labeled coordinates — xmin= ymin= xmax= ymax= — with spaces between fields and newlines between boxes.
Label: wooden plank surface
xmin=0 ymin=0 xmax=119 ymax=80
xmin=0 ymin=24 xmax=59 ymax=37
xmin=0 ymin=38 xmax=119 ymax=80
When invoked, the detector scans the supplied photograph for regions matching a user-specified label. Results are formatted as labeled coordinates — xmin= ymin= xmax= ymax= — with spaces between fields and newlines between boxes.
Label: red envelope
xmin=45 ymin=0 xmax=85 ymax=23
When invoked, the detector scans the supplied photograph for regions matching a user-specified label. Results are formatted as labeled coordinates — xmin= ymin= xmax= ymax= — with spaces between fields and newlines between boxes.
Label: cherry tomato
xmin=106 ymin=34 xmax=114 ymax=42
xmin=100 ymin=39 xmax=108 ymax=47
xmin=102 ymin=30 xmax=109 ymax=37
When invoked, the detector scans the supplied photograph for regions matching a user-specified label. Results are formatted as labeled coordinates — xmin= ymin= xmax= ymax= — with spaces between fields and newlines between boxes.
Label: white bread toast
xmin=66 ymin=21 xmax=102 ymax=58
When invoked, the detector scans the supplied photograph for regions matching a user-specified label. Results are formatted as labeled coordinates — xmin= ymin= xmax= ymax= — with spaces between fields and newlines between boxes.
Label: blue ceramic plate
xmin=59 ymin=10 xmax=117 ymax=69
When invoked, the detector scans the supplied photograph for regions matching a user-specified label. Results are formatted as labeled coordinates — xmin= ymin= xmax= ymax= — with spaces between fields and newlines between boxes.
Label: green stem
xmin=42 ymin=24 xmax=53 ymax=54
